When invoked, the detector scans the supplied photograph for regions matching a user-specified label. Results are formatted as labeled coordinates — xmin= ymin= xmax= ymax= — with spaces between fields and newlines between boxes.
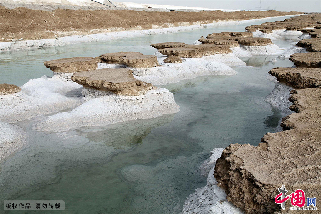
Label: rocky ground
xmin=214 ymin=14 xmax=321 ymax=214
xmin=0 ymin=5 xmax=300 ymax=42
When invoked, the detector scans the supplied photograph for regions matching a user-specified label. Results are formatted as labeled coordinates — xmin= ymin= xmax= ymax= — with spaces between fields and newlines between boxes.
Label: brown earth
xmin=206 ymin=31 xmax=253 ymax=39
xmin=297 ymin=38 xmax=321 ymax=52
xmin=290 ymin=52 xmax=321 ymax=68
xmin=151 ymin=42 xmax=186 ymax=49
xmin=44 ymin=57 xmax=100 ymax=73
xmin=198 ymin=37 xmax=239 ymax=47
xmin=237 ymin=37 xmax=272 ymax=46
xmin=99 ymin=52 xmax=159 ymax=68
xmin=71 ymin=68 xmax=154 ymax=96
xmin=0 ymin=6 xmax=300 ymax=42
xmin=269 ymin=67 xmax=321 ymax=88
xmin=0 ymin=83 xmax=21 ymax=95
xmin=163 ymin=56 xmax=183 ymax=63
xmin=215 ymin=73 xmax=321 ymax=214
xmin=158 ymin=44 xmax=232 ymax=58
xmin=245 ymin=14 xmax=321 ymax=33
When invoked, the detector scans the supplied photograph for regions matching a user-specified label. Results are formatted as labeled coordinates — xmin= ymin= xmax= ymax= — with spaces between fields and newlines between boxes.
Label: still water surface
xmin=0 ymin=17 xmax=295 ymax=213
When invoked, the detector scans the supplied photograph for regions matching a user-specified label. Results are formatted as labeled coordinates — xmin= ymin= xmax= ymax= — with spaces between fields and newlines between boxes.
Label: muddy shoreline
xmin=0 ymin=6 xmax=300 ymax=42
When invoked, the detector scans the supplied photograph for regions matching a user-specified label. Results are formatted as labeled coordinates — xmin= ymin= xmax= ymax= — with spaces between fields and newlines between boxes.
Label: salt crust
xmin=0 ymin=75 xmax=83 ymax=123
xmin=34 ymin=88 xmax=180 ymax=132
xmin=182 ymin=148 xmax=243 ymax=214
xmin=132 ymin=54 xmax=243 ymax=85
xmin=0 ymin=16 xmax=296 ymax=52
xmin=0 ymin=122 xmax=26 ymax=162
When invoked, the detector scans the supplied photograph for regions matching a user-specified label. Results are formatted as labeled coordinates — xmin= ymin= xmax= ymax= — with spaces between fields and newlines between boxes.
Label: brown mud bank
xmin=214 ymin=14 xmax=321 ymax=214
xmin=0 ymin=6 xmax=300 ymax=42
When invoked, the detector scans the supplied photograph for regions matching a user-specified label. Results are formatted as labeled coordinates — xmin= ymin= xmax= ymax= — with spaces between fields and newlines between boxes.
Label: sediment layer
xmin=290 ymin=52 xmax=321 ymax=68
xmin=71 ymin=68 xmax=155 ymax=96
xmin=297 ymin=38 xmax=321 ymax=52
xmin=0 ymin=83 xmax=21 ymax=95
xmin=100 ymin=52 xmax=159 ymax=68
xmin=269 ymin=67 xmax=321 ymax=88
xmin=246 ymin=14 xmax=321 ymax=33
xmin=157 ymin=44 xmax=232 ymax=58
xmin=0 ymin=6 xmax=299 ymax=42
xmin=44 ymin=57 xmax=100 ymax=73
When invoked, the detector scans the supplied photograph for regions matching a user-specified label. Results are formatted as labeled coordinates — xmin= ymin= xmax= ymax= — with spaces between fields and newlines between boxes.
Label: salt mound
xmin=232 ymin=44 xmax=283 ymax=57
xmin=182 ymin=148 xmax=243 ymax=214
xmin=0 ymin=75 xmax=83 ymax=123
xmin=34 ymin=88 xmax=180 ymax=132
xmin=132 ymin=54 xmax=241 ymax=85
xmin=252 ymin=29 xmax=303 ymax=41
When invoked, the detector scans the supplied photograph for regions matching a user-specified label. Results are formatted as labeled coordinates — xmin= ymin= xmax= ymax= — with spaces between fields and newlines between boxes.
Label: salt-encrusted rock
xmin=198 ymin=37 xmax=239 ymax=47
xmin=288 ymin=88 xmax=321 ymax=113
xmin=290 ymin=52 xmax=321 ymax=68
xmin=100 ymin=52 xmax=143 ymax=63
xmin=0 ymin=83 xmax=21 ymax=95
xmin=215 ymin=128 xmax=321 ymax=214
xmin=158 ymin=44 xmax=231 ymax=58
xmin=215 ymin=64 xmax=321 ymax=214
xmin=100 ymin=52 xmax=159 ymax=68
xmin=44 ymin=57 xmax=100 ymax=73
xmin=163 ymin=56 xmax=183 ymax=63
xmin=309 ymin=29 xmax=321 ymax=38
xmin=297 ymin=38 xmax=321 ymax=52
xmin=150 ymin=42 xmax=186 ymax=50
xmin=245 ymin=14 xmax=321 ymax=33
xmin=71 ymin=68 xmax=154 ymax=96
xmin=269 ymin=67 xmax=321 ymax=88
xmin=206 ymin=32 xmax=252 ymax=39
xmin=237 ymin=37 xmax=272 ymax=46
xmin=281 ymin=88 xmax=321 ymax=130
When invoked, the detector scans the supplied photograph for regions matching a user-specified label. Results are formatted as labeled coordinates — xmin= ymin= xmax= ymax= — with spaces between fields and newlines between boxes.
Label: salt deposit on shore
xmin=34 ymin=88 xmax=179 ymax=132
xmin=182 ymin=148 xmax=243 ymax=214
xmin=0 ymin=122 xmax=26 ymax=162
xmin=132 ymin=54 xmax=242 ymax=85
xmin=0 ymin=75 xmax=83 ymax=123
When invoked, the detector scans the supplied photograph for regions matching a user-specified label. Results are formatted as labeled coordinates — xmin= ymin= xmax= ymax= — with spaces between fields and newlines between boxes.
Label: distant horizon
xmin=112 ymin=0 xmax=321 ymax=12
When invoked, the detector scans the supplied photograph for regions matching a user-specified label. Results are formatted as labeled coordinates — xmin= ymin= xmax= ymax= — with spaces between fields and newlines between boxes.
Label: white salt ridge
xmin=0 ymin=75 xmax=83 ymax=123
xmin=34 ymin=88 xmax=180 ymax=132
xmin=0 ymin=15 xmax=297 ymax=52
xmin=0 ymin=122 xmax=26 ymax=162
xmin=132 ymin=54 xmax=243 ymax=85
xmin=182 ymin=148 xmax=243 ymax=214
xmin=252 ymin=29 xmax=303 ymax=41
xmin=232 ymin=44 xmax=283 ymax=57
xmin=265 ymin=83 xmax=293 ymax=112
xmin=114 ymin=1 xmax=237 ymax=12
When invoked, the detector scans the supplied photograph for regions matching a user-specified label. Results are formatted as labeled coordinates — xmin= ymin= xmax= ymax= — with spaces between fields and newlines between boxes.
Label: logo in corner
xmin=275 ymin=186 xmax=317 ymax=211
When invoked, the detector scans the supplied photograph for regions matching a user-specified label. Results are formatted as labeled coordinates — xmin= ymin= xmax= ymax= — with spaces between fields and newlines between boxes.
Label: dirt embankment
xmin=0 ymin=6 xmax=299 ymax=42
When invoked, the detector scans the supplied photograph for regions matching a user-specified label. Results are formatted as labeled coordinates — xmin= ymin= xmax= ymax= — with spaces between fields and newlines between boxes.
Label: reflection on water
xmin=0 ymin=16 xmax=296 ymax=214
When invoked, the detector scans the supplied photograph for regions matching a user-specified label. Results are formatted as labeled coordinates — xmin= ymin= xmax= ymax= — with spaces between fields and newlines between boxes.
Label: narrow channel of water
xmin=0 ymin=16 xmax=295 ymax=214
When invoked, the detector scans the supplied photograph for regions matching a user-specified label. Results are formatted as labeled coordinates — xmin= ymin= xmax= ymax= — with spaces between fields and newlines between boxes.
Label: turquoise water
xmin=0 ymin=17 xmax=295 ymax=214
